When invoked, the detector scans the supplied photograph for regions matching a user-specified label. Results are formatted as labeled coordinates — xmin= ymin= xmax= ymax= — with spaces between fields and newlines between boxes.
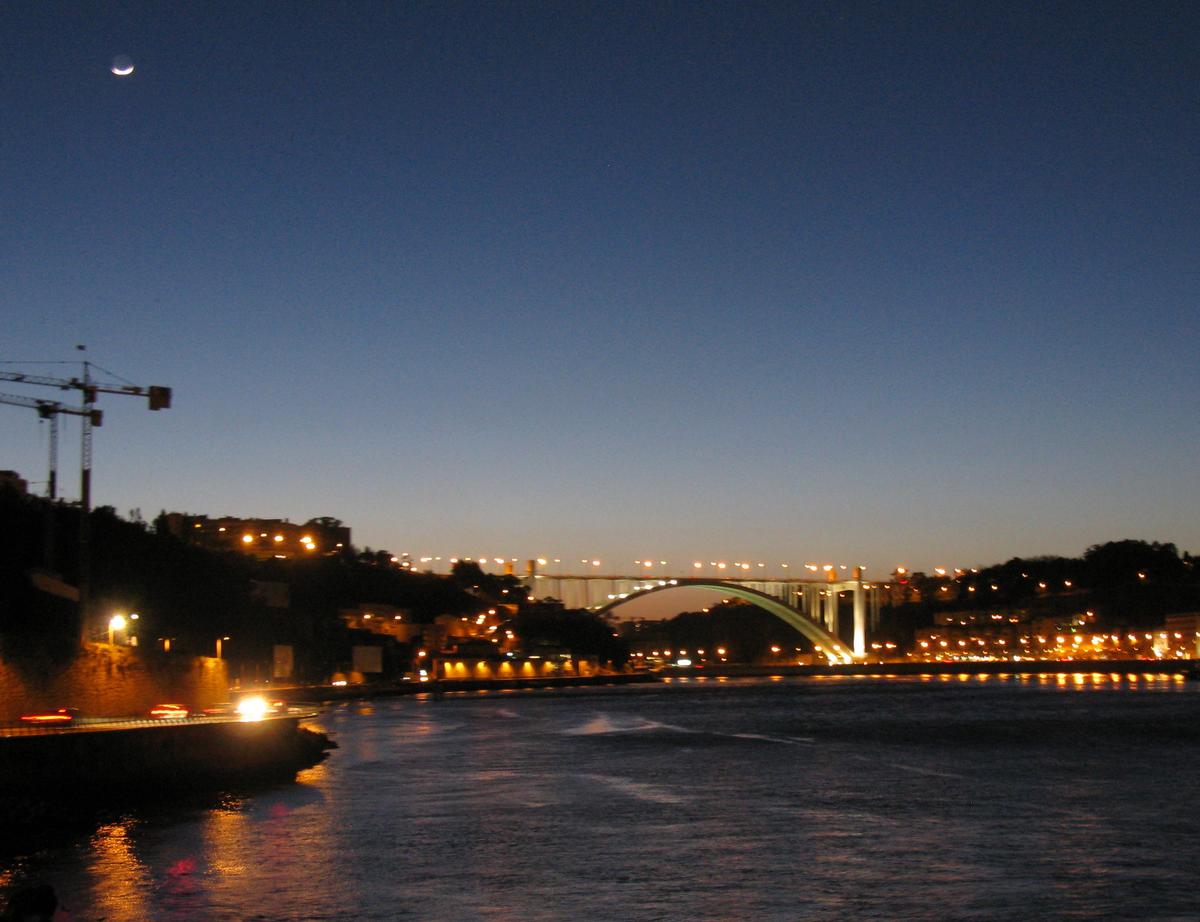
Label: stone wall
xmin=0 ymin=643 xmax=228 ymax=721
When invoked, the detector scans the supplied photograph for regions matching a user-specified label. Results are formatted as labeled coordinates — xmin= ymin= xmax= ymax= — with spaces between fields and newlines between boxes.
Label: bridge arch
xmin=592 ymin=580 xmax=853 ymax=663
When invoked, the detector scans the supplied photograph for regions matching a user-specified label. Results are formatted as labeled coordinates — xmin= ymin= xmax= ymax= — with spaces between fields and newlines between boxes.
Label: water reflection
xmin=84 ymin=820 xmax=152 ymax=920
xmin=203 ymin=808 xmax=249 ymax=878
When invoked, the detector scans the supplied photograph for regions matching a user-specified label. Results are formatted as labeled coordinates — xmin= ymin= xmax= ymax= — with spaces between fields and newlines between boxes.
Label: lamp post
xmin=216 ymin=635 xmax=230 ymax=658
xmin=108 ymin=613 xmax=126 ymax=645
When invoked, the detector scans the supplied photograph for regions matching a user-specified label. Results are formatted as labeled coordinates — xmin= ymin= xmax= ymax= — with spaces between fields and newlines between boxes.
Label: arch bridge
xmin=522 ymin=572 xmax=881 ymax=658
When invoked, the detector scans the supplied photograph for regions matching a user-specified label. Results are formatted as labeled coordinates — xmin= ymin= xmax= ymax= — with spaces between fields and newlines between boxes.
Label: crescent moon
xmin=112 ymin=64 xmax=134 ymax=76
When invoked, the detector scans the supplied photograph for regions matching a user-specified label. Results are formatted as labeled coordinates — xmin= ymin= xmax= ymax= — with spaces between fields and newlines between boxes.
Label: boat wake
xmin=578 ymin=772 xmax=689 ymax=805
xmin=562 ymin=714 xmax=692 ymax=736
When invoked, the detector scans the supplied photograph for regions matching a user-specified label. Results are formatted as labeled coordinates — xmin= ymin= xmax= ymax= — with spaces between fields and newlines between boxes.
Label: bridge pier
xmin=852 ymin=579 xmax=866 ymax=658
xmin=823 ymin=590 xmax=838 ymax=635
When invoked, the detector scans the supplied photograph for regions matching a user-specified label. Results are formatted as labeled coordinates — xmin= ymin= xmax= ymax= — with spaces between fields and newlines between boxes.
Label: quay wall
xmin=0 ymin=643 xmax=228 ymax=722
xmin=0 ymin=716 xmax=315 ymax=792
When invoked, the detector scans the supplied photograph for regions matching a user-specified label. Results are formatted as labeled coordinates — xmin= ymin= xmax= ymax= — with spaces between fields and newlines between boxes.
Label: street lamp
xmin=215 ymin=635 xmax=230 ymax=658
xmin=108 ymin=613 xmax=126 ymax=645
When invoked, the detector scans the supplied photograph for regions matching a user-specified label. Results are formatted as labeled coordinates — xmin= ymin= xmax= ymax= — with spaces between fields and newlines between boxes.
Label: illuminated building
xmin=159 ymin=513 xmax=350 ymax=559
xmin=1160 ymin=612 xmax=1200 ymax=658
xmin=340 ymin=604 xmax=421 ymax=643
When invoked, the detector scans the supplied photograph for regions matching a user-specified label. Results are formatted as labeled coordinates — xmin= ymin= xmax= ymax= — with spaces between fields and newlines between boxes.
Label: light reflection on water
xmin=4 ymin=675 xmax=1199 ymax=921
xmin=84 ymin=821 xmax=151 ymax=920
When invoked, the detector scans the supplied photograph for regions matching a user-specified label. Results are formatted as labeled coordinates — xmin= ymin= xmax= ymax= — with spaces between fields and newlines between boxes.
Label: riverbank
xmin=662 ymin=658 xmax=1200 ymax=679
xmin=244 ymin=659 xmax=1199 ymax=704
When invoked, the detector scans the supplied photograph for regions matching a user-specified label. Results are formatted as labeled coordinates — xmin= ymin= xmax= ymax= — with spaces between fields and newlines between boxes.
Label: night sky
xmin=4 ymin=2 xmax=1198 ymax=577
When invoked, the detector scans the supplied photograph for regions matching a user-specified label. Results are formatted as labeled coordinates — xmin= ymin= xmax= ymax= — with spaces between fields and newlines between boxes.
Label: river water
xmin=3 ymin=674 xmax=1199 ymax=921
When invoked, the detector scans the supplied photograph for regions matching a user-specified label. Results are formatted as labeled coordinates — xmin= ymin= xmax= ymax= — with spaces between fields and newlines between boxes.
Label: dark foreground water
xmin=4 ymin=674 xmax=1200 ymax=921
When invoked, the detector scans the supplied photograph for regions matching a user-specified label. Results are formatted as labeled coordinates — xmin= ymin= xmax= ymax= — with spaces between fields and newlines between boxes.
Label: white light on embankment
xmin=236 ymin=696 xmax=270 ymax=721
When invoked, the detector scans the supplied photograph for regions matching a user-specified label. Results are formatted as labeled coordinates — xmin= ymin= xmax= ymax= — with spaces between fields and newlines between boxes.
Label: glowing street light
xmin=108 ymin=613 xmax=126 ymax=645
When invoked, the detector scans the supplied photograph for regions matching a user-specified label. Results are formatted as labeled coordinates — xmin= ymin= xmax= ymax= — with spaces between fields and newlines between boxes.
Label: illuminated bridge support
xmin=852 ymin=579 xmax=867 ymax=659
xmin=825 ymin=590 xmax=839 ymax=636
xmin=806 ymin=576 xmax=869 ymax=658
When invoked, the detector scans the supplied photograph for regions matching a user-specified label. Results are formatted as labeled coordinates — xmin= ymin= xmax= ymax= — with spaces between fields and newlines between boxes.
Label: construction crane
xmin=0 ymin=367 xmax=166 ymax=503
xmin=0 ymin=370 xmax=170 ymax=411
xmin=0 ymin=391 xmax=102 ymax=500
xmin=0 ymin=363 xmax=171 ymax=639
xmin=0 ymin=366 xmax=166 ymax=508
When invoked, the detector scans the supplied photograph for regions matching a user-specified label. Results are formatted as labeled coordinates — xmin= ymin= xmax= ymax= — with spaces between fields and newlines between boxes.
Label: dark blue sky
xmin=4 ymin=1 xmax=1198 ymax=577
